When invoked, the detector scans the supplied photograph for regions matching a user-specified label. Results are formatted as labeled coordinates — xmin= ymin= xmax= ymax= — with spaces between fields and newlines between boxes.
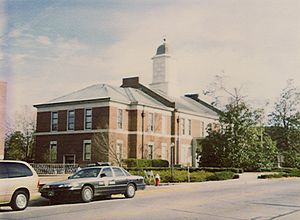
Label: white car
xmin=0 ymin=160 xmax=39 ymax=211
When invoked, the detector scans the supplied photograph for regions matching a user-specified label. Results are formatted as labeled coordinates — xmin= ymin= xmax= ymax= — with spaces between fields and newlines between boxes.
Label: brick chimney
xmin=121 ymin=77 xmax=140 ymax=88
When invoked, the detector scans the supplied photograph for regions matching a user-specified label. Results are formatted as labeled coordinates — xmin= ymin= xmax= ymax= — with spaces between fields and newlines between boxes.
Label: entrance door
xmin=63 ymin=154 xmax=76 ymax=164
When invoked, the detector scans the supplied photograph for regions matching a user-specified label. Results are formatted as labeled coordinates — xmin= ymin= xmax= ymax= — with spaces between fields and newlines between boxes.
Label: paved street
xmin=1 ymin=173 xmax=300 ymax=220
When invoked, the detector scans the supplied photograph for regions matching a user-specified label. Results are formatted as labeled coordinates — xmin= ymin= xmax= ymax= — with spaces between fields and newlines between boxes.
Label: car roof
xmin=81 ymin=166 xmax=122 ymax=170
xmin=0 ymin=160 xmax=30 ymax=165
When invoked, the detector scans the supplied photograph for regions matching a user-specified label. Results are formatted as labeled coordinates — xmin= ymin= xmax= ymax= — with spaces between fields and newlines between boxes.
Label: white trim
xmin=67 ymin=109 xmax=75 ymax=131
xmin=37 ymin=102 xmax=110 ymax=112
xmin=84 ymin=108 xmax=92 ymax=130
xmin=116 ymin=140 xmax=124 ymax=161
xmin=83 ymin=140 xmax=92 ymax=161
xmin=49 ymin=141 xmax=57 ymax=162
xmin=50 ymin=112 xmax=58 ymax=132
xmin=36 ymin=100 xmax=173 ymax=114
xmin=35 ymin=128 xmax=198 ymax=139
xmin=147 ymin=142 xmax=154 ymax=160
xmin=63 ymin=154 xmax=76 ymax=164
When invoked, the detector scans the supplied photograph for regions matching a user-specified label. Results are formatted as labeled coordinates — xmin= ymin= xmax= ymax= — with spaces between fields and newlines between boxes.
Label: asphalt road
xmin=1 ymin=173 xmax=300 ymax=220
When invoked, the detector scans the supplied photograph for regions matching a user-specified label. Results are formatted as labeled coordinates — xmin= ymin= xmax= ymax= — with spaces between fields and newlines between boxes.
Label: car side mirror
xmin=100 ymin=173 xmax=106 ymax=178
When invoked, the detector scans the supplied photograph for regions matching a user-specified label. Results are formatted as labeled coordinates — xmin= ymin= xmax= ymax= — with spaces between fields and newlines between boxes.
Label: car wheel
xmin=81 ymin=186 xmax=93 ymax=203
xmin=124 ymin=183 xmax=136 ymax=198
xmin=11 ymin=190 xmax=29 ymax=211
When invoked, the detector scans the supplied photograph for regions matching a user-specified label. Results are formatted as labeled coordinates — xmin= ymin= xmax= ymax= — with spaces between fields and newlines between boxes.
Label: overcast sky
xmin=1 ymin=0 xmax=300 ymax=116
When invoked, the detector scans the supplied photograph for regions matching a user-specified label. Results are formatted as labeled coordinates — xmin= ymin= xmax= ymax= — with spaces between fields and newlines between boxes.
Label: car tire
xmin=10 ymin=190 xmax=29 ymax=211
xmin=124 ymin=183 xmax=136 ymax=198
xmin=81 ymin=185 xmax=93 ymax=203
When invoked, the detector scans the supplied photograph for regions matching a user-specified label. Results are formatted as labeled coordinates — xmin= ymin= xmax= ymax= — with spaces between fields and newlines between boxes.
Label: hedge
xmin=122 ymin=159 xmax=169 ymax=168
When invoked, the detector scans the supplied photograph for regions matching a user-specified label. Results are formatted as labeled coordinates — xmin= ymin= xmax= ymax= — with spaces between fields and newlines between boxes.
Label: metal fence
xmin=30 ymin=163 xmax=79 ymax=175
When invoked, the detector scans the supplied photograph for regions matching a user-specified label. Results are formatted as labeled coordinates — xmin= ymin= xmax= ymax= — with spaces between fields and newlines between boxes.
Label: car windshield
xmin=70 ymin=168 xmax=100 ymax=179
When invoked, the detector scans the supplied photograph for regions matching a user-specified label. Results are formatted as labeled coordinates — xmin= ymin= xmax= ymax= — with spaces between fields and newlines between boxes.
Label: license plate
xmin=48 ymin=191 xmax=55 ymax=197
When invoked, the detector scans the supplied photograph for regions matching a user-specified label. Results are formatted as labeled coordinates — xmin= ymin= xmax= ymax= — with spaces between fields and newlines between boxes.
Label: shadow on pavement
xmin=29 ymin=195 xmax=125 ymax=207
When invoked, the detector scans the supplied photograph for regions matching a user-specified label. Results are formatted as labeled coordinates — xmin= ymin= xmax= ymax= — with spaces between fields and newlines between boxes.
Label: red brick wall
xmin=58 ymin=110 xmax=67 ymax=131
xmin=35 ymin=133 xmax=94 ymax=163
xmin=75 ymin=109 xmax=84 ymax=130
xmin=36 ymin=112 xmax=51 ymax=132
xmin=93 ymin=107 xmax=109 ymax=129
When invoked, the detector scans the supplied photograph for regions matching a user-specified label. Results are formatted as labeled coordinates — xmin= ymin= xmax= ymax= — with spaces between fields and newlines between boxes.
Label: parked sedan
xmin=40 ymin=166 xmax=145 ymax=203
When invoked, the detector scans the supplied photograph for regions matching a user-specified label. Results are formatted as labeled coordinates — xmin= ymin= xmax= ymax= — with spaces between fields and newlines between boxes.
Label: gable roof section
xmin=34 ymin=83 xmax=170 ymax=110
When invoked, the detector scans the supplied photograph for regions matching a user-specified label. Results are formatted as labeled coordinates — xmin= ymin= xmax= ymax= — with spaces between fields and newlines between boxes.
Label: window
xmin=181 ymin=118 xmax=185 ymax=135
xmin=161 ymin=143 xmax=167 ymax=160
xmin=71 ymin=168 xmax=100 ymax=179
xmin=50 ymin=141 xmax=57 ymax=162
xmin=162 ymin=115 xmax=166 ymax=135
xmin=83 ymin=140 xmax=92 ymax=161
xmin=51 ymin=112 xmax=58 ymax=131
xmin=181 ymin=145 xmax=192 ymax=165
xmin=113 ymin=167 xmax=126 ymax=177
xmin=101 ymin=167 xmax=113 ymax=177
xmin=147 ymin=144 xmax=153 ymax=159
xmin=117 ymin=109 xmax=123 ymax=129
xmin=188 ymin=119 xmax=192 ymax=136
xmin=148 ymin=113 xmax=154 ymax=132
xmin=116 ymin=142 xmax=123 ymax=162
xmin=7 ymin=163 xmax=33 ymax=178
xmin=68 ymin=110 xmax=75 ymax=130
xmin=0 ymin=164 xmax=8 ymax=179
xmin=201 ymin=121 xmax=205 ymax=137
xmin=85 ymin=109 xmax=92 ymax=129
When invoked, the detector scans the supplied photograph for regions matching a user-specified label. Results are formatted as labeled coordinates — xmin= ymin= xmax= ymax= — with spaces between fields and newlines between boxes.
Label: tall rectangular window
xmin=162 ymin=115 xmax=166 ymax=135
xmin=116 ymin=142 xmax=123 ymax=162
xmin=85 ymin=109 xmax=92 ymax=130
xmin=117 ymin=109 xmax=123 ymax=129
xmin=83 ymin=140 xmax=92 ymax=161
xmin=188 ymin=119 xmax=192 ymax=136
xmin=147 ymin=144 xmax=153 ymax=159
xmin=201 ymin=121 xmax=205 ymax=137
xmin=50 ymin=141 xmax=57 ymax=162
xmin=51 ymin=112 xmax=58 ymax=131
xmin=68 ymin=110 xmax=75 ymax=130
xmin=148 ymin=113 xmax=154 ymax=132
xmin=161 ymin=143 xmax=167 ymax=160
xmin=181 ymin=118 xmax=185 ymax=135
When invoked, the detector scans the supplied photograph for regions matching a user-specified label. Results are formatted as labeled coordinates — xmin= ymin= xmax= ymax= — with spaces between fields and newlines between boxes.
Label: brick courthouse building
xmin=34 ymin=41 xmax=219 ymax=166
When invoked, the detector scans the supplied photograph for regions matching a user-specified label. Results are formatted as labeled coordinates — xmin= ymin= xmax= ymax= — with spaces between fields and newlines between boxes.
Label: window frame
xmin=147 ymin=143 xmax=154 ymax=159
xmin=83 ymin=140 xmax=92 ymax=161
xmin=148 ymin=113 xmax=154 ymax=132
xmin=51 ymin=112 xmax=58 ymax=131
xmin=188 ymin=119 xmax=192 ymax=136
xmin=67 ymin=110 xmax=75 ymax=131
xmin=50 ymin=141 xmax=57 ymax=162
xmin=117 ymin=109 xmax=123 ymax=129
xmin=181 ymin=118 xmax=185 ymax=135
xmin=84 ymin=109 xmax=92 ymax=130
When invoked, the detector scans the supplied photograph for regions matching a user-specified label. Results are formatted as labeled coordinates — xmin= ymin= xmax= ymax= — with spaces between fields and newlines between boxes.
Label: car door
xmin=111 ymin=167 xmax=128 ymax=193
xmin=0 ymin=164 xmax=9 ymax=204
xmin=95 ymin=167 xmax=115 ymax=195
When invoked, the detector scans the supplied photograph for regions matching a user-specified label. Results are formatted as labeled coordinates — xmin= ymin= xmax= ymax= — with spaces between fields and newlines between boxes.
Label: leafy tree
xmin=201 ymin=76 xmax=277 ymax=170
xmin=5 ymin=131 xmax=27 ymax=160
xmin=4 ymin=106 xmax=36 ymax=161
xmin=268 ymin=80 xmax=300 ymax=167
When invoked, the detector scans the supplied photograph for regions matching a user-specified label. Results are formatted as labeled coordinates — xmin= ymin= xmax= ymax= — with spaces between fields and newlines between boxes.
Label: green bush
xmin=152 ymin=159 xmax=169 ymax=167
xmin=128 ymin=168 xmax=237 ymax=183
xmin=123 ymin=159 xmax=169 ymax=168
xmin=207 ymin=171 xmax=236 ymax=181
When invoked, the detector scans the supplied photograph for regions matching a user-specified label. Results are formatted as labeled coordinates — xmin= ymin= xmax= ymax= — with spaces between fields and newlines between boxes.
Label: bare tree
xmin=92 ymin=125 xmax=122 ymax=166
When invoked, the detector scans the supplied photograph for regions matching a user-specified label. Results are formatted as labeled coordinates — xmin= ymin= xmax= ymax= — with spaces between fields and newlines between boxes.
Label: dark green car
xmin=40 ymin=166 xmax=145 ymax=203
